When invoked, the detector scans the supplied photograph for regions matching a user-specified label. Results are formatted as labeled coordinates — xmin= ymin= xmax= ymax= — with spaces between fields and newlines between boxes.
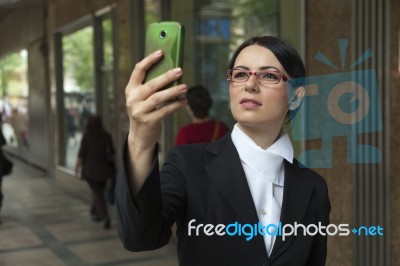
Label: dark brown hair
xmin=85 ymin=115 xmax=104 ymax=134
xmin=186 ymin=85 xmax=213 ymax=119
xmin=228 ymin=36 xmax=305 ymax=80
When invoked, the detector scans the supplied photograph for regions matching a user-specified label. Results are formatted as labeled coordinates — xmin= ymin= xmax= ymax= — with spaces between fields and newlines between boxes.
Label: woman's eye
xmin=260 ymin=72 xmax=279 ymax=80
xmin=234 ymin=71 xmax=248 ymax=78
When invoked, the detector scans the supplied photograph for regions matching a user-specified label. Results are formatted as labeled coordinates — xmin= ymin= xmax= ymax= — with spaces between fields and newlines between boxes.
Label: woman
xmin=116 ymin=36 xmax=330 ymax=265
xmin=175 ymin=85 xmax=229 ymax=146
xmin=75 ymin=115 xmax=115 ymax=229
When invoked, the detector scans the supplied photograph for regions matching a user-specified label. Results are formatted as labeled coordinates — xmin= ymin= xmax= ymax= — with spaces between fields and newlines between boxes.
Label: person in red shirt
xmin=174 ymin=85 xmax=229 ymax=146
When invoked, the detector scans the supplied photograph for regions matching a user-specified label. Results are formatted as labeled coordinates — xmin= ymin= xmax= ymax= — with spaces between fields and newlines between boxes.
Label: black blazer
xmin=115 ymin=134 xmax=330 ymax=266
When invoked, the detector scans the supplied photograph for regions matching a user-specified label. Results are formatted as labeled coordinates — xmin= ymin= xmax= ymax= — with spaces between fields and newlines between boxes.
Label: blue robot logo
xmin=288 ymin=39 xmax=382 ymax=168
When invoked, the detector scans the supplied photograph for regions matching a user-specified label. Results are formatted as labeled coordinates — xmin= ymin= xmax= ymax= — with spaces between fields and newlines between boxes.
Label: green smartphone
xmin=144 ymin=21 xmax=185 ymax=90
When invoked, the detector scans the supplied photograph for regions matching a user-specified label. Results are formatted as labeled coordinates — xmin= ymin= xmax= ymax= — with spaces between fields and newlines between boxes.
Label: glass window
xmin=138 ymin=0 xmax=302 ymax=158
xmin=61 ymin=26 xmax=95 ymax=169
xmin=145 ymin=0 xmax=161 ymax=27
xmin=99 ymin=16 xmax=116 ymax=141
xmin=230 ymin=0 xmax=279 ymax=44
xmin=0 ymin=50 xmax=29 ymax=148
xmin=195 ymin=0 xmax=280 ymax=127
xmin=56 ymin=11 xmax=116 ymax=171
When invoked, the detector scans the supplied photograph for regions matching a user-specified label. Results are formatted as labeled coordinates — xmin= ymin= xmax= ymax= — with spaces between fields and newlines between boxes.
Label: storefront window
xmin=145 ymin=0 xmax=161 ymax=27
xmin=135 ymin=0 xmax=301 ymax=157
xmin=195 ymin=0 xmax=280 ymax=127
xmin=99 ymin=17 xmax=116 ymax=141
xmin=56 ymin=10 xmax=116 ymax=171
xmin=0 ymin=50 xmax=29 ymax=148
xmin=230 ymin=0 xmax=279 ymax=45
xmin=61 ymin=26 xmax=95 ymax=169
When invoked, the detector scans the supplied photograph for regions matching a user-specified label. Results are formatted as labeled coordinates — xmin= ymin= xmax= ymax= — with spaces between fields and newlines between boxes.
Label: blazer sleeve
xmin=115 ymin=140 xmax=188 ymax=252
xmin=306 ymin=177 xmax=331 ymax=265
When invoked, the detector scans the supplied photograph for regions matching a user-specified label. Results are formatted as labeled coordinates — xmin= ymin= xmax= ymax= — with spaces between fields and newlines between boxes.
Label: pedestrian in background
xmin=0 ymin=127 xmax=6 ymax=225
xmin=175 ymin=85 xmax=229 ymax=146
xmin=0 ymin=114 xmax=13 ymax=225
xmin=75 ymin=115 xmax=115 ymax=229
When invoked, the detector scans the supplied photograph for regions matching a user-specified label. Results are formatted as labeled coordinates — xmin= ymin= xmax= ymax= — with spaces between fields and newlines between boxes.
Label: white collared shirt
xmin=231 ymin=124 xmax=294 ymax=256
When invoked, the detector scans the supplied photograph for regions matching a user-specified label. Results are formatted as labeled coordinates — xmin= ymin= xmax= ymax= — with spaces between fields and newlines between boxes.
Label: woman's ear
xmin=289 ymin=86 xmax=305 ymax=110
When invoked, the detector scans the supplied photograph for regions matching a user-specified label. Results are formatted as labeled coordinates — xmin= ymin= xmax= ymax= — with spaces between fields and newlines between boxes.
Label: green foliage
xmin=102 ymin=19 xmax=113 ymax=66
xmin=62 ymin=27 xmax=94 ymax=92
xmin=230 ymin=0 xmax=279 ymax=47
xmin=0 ymin=51 xmax=28 ymax=97
xmin=144 ymin=0 xmax=161 ymax=27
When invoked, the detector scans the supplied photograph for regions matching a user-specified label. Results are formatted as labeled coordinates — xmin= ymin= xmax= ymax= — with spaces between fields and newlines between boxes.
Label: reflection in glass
xmin=100 ymin=17 xmax=116 ymax=140
xmin=230 ymin=0 xmax=279 ymax=45
xmin=196 ymin=0 xmax=280 ymax=128
xmin=196 ymin=2 xmax=233 ymax=126
xmin=0 ymin=50 xmax=29 ymax=148
xmin=62 ymin=26 xmax=95 ymax=169
xmin=145 ymin=0 xmax=161 ymax=28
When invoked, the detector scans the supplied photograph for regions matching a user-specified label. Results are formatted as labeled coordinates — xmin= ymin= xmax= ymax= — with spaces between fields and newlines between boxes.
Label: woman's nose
xmin=244 ymin=76 xmax=260 ymax=93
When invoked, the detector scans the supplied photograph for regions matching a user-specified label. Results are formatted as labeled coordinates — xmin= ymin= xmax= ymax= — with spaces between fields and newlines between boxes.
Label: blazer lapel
xmin=269 ymin=160 xmax=314 ymax=263
xmin=204 ymin=135 xmax=269 ymax=259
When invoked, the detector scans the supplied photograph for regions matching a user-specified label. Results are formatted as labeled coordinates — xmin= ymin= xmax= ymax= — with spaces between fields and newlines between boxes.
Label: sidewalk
xmin=0 ymin=159 xmax=178 ymax=266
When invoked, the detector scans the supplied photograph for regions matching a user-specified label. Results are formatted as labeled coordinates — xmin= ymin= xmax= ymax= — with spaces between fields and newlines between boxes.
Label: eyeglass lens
xmin=229 ymin=69 xmax=282 ymax=84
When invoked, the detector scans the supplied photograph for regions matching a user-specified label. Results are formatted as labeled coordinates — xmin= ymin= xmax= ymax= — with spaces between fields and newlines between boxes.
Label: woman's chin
xmin=233 ymin=113 xmax=265 ymax=125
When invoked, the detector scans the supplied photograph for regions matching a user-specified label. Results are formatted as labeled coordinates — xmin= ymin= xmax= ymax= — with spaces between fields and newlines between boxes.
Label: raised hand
xmin=125 ymin=50 xmax=187 ymax=192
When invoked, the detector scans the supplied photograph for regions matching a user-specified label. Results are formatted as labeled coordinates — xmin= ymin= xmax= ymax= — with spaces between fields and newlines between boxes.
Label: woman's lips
xmin=240 ymin=98 xmax=262 ymax=108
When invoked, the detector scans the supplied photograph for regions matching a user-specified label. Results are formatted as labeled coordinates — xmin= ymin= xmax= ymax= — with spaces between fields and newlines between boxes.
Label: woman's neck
xmin=237 ymin=123 xmax=282 ymax=150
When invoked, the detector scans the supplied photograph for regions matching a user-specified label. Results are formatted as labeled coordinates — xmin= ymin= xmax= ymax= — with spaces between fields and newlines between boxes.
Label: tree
xmin=62 ymin=27 xmax=94 ymax=92
xmin=230 ymin=0 xmax=279 ymax=48
xmin=0 ymin=51 xmax=28 ymax=97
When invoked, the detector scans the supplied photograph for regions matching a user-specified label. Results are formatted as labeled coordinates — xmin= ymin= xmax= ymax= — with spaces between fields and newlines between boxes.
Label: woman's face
xmin=229 ymin=44 xmax=289 ymax=130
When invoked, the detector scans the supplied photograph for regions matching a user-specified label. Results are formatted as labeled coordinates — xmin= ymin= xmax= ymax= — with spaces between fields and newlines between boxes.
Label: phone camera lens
xmin=160 ymin=30 xmax=167 ymax=38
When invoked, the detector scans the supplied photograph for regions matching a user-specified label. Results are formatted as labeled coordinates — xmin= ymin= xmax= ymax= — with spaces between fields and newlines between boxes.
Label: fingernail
xmin=154 ymin=50 xmax=162 ymax=55
xmin=173 ymin=68 xmax=182 ymax=74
